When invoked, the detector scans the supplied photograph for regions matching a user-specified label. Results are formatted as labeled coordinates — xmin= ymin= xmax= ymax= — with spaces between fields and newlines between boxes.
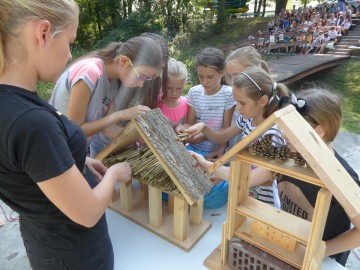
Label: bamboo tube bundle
xmin=103 ymin=133 xmax=190 ymax=198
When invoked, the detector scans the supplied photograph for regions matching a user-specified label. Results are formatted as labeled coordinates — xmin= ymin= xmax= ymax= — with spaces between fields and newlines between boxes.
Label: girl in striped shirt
xmin=186 ymin=66 xmax=289 ymax=207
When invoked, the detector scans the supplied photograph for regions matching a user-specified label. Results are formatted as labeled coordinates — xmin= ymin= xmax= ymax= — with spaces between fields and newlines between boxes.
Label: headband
xmin=240 ymin=72 xmax=262 ymax=92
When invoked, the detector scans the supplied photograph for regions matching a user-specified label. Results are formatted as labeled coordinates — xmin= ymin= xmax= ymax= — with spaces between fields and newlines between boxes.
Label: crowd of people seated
xmin=248 ymin=3 xmax=357 ymax=55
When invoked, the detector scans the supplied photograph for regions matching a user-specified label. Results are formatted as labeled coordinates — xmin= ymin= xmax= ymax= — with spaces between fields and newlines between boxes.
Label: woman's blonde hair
xmin=0 ymin=0 xmax=79 ymax=73
xmin=295 ymin=88 xmax=342 ymax=143
xmin=233 ymin=66 xmax=289 ymax=118
xmin=226 ymin=46 xmax=269 ymax=72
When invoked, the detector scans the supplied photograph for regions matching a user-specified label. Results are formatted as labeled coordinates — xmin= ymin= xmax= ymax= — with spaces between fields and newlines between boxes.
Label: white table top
xmin=107 ymin=204 xmax=346 ymax=270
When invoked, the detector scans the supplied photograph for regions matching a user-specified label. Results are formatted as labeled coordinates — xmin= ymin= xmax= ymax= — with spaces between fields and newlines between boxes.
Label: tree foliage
xmin=75 ymin=0 xmax=212 ymax=49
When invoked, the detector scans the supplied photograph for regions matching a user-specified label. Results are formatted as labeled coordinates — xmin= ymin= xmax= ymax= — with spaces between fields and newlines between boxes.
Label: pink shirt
xmin=159 ymin=96 xmax=188 ymax=128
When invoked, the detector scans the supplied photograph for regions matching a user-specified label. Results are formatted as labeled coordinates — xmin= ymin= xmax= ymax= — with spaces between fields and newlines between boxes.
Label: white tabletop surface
xmin=107 ymin=204 xmax=346 ymax=270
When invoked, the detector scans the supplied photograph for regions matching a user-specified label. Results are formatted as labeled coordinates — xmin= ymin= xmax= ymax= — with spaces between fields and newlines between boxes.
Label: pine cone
xmin=292 ymin=152 xmax=307 ymax=167
xmin=275 ymin=146 xmax=291 ymax=164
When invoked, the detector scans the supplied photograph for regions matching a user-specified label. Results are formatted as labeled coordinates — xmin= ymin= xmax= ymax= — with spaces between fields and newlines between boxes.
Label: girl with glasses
xmin=50 ymin=36 xmax=163 ymax=157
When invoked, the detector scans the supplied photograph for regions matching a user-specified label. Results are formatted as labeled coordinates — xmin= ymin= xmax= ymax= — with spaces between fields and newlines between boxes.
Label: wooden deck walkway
xmin=267 ymin=54 xmax=350 ymax=85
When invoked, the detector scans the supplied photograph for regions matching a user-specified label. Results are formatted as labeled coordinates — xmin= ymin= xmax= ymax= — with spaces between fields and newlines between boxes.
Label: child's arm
xmin=183 ymin=106 xmax=207 ymax=144
xmin=205 ymin=143 xmax=228 ymax=161
xmin=190 ymin=151 xmax=273 ymax=186
xmin=324 ymin=225 xmax=360 ymax=257
xmin=101 ymin=100 xmax=150 ymax=138
xmin=185 ymin=123 xmax=241 ymax=145
xmin=68 ymin=82 xmax=150 ymax=137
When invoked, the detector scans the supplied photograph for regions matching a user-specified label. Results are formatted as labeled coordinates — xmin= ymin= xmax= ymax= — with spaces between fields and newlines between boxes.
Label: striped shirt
xmin=187 ymin=84 xmax=235 ymax=152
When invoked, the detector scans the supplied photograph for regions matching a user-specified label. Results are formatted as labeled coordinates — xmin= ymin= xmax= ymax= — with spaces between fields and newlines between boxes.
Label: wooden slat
xmin=236 ymin=197 xmax=311 ymax=244
xmin=251 ymin=220 xmax=298 ymax=252
xmin=236 ymin=150 xmax=324 ymax=187
xmin=276 ymin=109 xmax=360 ymax=220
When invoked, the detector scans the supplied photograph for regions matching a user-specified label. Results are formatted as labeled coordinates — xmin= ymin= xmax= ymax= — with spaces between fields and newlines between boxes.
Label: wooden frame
xmin=96 ymin=109 xmax=213 ymax=251
xmin=204 ymin=105 xmax=360 ymax=269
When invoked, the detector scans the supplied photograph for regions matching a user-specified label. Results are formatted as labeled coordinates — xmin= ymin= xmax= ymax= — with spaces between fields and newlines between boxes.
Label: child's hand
xmin=175 ymin=124 xmax=186 ymax=134
xmin=205 ymin=145 xmax=226 ymax=161
xmin=116 ymin=105 xmax=151 ymax=121
xmin=187 ymin=133 xmax=206 ymax=144
xmin=184 ymin=123 xmax=206 ymax=138
xmin=188 ymin=151 xmax=212 ymax=172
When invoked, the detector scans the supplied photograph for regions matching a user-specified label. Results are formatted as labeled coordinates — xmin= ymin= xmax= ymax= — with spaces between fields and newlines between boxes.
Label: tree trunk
xmin=123 ymin=0 xmax=127 ymax=18
xmin=160 ymin=0 xmax=167 ymax=16
xmin=128 ymin=0 xmax=133 ymax=14
xmin=217 ymin=0 xmax=226 ymax=24
xmin=262 ymin=0 xmax=267 ymax=17
xmin=275 ymin=0 xmax=287 ymax=15
xmin=256 ymin=0 xmax=263 ymax=16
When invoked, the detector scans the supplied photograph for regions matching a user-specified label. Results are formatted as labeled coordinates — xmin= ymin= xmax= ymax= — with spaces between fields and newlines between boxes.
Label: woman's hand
xmin=116 ymin=105 xmax=151 ymax=121
xmin=86 ymin=157 xmax=107 ymax=182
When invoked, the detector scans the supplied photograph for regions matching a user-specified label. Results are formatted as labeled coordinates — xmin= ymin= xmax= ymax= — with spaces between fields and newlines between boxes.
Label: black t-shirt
xmin=278 ymin=151 xmax=360 ymax=265
xmin=0 ymin=85 xmax=109 ymax=256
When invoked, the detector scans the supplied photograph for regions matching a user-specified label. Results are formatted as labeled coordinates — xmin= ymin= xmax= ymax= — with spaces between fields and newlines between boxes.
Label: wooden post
xmin=148 ymin=186 xmax=162 ymax=228
xmin=140 ymin=183 xmax=148 ymax=201
xmin=168 ymin=194 xmax=174 ymax=213
xmin=302 ymin=188 xmax=331 ymax=269
xmin=120 ymin=180 xmax=133 ymax=211
xmin=227 ymin=160 xmax=248 ymax=239
xmin=190 ymin=197 xmax=204 ymax=225
xmin=173 ymin=196 xmax=188 ymax=241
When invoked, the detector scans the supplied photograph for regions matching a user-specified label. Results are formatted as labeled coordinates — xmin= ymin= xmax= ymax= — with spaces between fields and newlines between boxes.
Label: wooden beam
xmin=120 ymin=181 xmax=133 ymax=211
xmin=173 ymin=197 xmax=188 ymax=241
xmin=190 ymin=197 xmax=204 ymax=225
xmin=148 ymin=186 xmax=162 ymax=228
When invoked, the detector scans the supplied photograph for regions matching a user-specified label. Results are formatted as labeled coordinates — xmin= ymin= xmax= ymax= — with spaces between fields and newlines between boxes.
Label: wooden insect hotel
xmin=204 ymin=105 xmax=360 ymax=269
xmin=96 ymin=109 xmax=213 ymax=251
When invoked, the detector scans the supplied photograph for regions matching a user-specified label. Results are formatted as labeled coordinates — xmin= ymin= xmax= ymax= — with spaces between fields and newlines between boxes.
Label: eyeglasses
xmin=128 ymin=58 xmax=155 ymax=81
